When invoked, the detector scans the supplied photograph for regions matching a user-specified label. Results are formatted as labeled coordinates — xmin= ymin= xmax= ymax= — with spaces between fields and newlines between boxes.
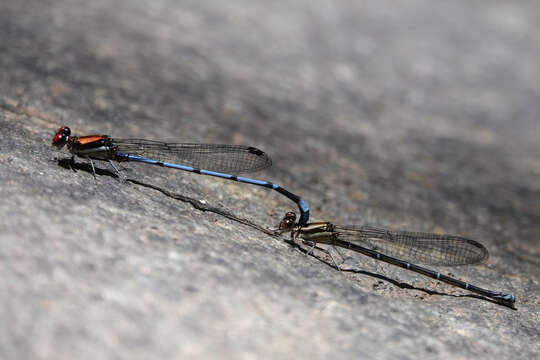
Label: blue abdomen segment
xmin=298 ymin=200 xmax=310 ymax=226
xmin=119 ymin=153 xmax=310 ymax=224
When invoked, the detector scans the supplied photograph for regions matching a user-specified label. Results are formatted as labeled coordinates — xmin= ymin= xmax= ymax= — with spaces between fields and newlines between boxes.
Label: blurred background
xmin=1 ymin=1 xmax=539 ymax=359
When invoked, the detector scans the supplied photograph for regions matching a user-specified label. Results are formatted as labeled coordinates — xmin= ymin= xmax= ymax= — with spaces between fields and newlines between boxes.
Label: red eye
xmin=52 ymin=125 xmax=71 ymax=147
xmin=53 ymin=133 xmax=63 ymax=144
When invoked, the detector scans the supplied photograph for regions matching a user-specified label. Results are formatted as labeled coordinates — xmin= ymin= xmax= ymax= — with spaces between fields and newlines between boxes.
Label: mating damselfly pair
xmin=52 ymin=126 xmax=516 ymax=307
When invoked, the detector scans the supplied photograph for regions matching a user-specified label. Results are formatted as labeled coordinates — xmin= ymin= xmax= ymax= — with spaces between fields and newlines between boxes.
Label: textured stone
xmin=1 ymin=1 xmax=538 ymax=359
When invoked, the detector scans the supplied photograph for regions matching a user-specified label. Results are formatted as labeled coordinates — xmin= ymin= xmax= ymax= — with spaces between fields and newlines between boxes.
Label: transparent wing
xmin=112 ymin=139 xmax=272 ymax=174
xmin=334 ymin=225 xmax=488 ymax=266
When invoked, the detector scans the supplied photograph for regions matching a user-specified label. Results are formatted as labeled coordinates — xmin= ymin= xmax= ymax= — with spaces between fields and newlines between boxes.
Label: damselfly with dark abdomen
xmin=276 ymin=212 xmax=515 ymax=307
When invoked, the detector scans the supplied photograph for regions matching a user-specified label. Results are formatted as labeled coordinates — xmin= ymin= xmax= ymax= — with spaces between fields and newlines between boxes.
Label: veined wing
xmin=112 ymin=139 xmax=272 ymax=174
xmin=333 ymin=225 xmax=488 ymax=266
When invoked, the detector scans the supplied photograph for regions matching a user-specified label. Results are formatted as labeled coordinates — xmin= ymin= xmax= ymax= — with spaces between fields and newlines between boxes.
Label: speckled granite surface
xmin=1 ymin=1 xmax=538 ymax=359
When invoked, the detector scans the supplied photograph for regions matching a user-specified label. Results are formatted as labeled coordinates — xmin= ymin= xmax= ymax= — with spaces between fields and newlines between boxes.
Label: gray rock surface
xmin=1 ymin=1 xmax=538 ymax=359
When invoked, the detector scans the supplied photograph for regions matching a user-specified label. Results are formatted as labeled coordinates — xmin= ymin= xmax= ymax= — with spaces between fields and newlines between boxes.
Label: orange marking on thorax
xmin=76 ymin=135 xmax=106 ymax=145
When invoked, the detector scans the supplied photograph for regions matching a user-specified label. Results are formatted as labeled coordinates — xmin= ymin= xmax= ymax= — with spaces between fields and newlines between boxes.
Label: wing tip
xmin=247 ymin=146 xmax=272 ymax=171
xmin=466 ymin=238 xmax=490 ymax=263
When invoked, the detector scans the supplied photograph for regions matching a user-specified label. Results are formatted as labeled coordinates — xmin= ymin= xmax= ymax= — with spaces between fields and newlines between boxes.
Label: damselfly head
xmin=52 ymin=126 xmax=71 ymax=148
xmin=278 ymin=212 xmax=297 ymax=231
